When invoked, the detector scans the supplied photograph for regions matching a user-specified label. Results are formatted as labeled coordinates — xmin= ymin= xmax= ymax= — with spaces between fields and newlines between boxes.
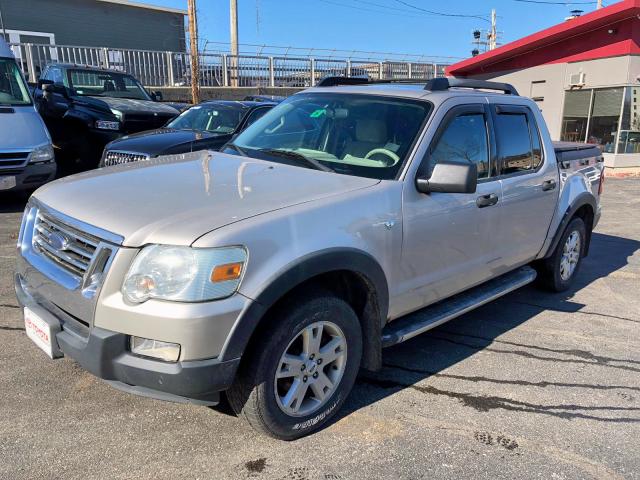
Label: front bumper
xmin=16 ymin=272 xmax=241 ymax=406
xmin=1 ymin=162 xmax=56 ymax=192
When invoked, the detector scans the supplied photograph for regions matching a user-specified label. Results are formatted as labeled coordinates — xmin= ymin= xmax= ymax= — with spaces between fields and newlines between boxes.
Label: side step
xmin=381 ymin=266 xmax=537 ymax=348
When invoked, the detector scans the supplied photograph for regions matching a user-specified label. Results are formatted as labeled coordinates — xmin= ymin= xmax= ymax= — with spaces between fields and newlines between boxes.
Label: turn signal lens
xmin=211 ymin=262 xmax=243 ymax=283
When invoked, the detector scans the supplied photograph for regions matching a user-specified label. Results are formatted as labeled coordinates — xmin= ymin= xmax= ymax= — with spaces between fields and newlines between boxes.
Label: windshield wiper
xmin=258 ymin=148 xmax=334 ymax=172
xmin=226 ymin=143 xmax=248 ymax=157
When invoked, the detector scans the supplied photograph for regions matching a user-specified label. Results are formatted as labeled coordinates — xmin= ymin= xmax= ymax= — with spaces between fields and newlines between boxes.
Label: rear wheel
xmin=537 ymin=217 xmax=586 ymax=292
xmin=227 ymin=294 xmax=362 ymax=440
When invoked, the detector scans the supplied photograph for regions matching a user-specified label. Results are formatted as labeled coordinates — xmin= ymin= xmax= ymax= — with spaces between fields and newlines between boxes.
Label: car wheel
xmin=227 ymin=293 xmax=362 ymax=440
xmin=538 ymin=217 xmax=586 ymax=292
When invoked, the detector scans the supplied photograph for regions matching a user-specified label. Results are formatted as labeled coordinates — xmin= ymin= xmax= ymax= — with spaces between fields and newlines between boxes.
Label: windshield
xmin=67 ymin=69 xmax=150 ymax=100
xmin=167 ymin=104 xmax=246 ymax=133
xmin=225 ymin=93 xmax=431 ymax=179
xmin=0 ymin=57 xmax=32 ymax=106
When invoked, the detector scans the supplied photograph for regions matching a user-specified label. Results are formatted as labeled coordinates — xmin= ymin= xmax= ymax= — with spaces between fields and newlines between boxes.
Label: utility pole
xmin=187 ymin=0 xmax=200 ymax=104
xmin=230 ymin=0 xmax=239 ymax=87
xmin=489 ymin=9 xmax=497 ymax=51
xmin=597 ymin=0 xmax=603 ymax=8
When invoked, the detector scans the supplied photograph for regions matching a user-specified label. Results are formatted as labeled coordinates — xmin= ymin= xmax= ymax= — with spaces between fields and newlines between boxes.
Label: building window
xmin=561 ymin=87 xmax=632 ymax=154
xmin=618 ymin=86 xmax=640 ymax=154
xmin=587 ymin=88 xmax=624 ymax=153
xmin=561 ymin=90 xmax=591 ymax=143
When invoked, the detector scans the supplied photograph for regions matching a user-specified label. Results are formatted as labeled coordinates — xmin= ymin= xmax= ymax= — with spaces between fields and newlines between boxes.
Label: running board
xmin=381 ymin=266 xmax=537 ymax=348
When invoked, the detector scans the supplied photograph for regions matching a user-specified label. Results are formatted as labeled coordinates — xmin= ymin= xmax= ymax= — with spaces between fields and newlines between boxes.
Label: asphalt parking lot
xmin=1 ymin=178 xmax=639 ymax=480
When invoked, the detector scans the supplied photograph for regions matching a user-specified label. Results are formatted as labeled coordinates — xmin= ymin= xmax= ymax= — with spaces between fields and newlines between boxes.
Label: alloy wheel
xmin=274 ymin=321 xmax=347 ymax=417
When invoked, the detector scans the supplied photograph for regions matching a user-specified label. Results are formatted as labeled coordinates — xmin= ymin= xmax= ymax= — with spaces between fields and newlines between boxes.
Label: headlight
xmin=122 ymin=245 xmax=247 ymax=303
xmin=95 ymin=120 xmax=120 ymax=131
xmin=29 ymin=144 xmax=54 ymax=163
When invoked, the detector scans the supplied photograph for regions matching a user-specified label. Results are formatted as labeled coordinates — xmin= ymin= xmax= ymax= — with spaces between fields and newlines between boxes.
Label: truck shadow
xmin=339 ymin=231 xmax=640 ymax=425
xmin=0 ymin=192 xmax=28 ymax=213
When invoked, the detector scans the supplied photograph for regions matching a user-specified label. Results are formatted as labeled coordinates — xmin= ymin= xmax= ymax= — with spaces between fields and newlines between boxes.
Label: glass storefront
xmin=561 ymin=86 xmax=640 ymax=154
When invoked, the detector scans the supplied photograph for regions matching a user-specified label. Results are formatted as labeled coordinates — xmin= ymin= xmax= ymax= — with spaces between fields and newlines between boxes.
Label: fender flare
xmin=218 ymin=248 xmax=389 ymax=367
xmin=543 ymin=192 xmax=597 ymax=259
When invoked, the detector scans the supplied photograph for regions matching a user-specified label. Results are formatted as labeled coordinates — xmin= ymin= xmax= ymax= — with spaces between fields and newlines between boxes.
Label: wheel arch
xmin=219 ymin=248 xmax=389 ymax=371
xmin=543 ymin=191 xmax=596 ymax=259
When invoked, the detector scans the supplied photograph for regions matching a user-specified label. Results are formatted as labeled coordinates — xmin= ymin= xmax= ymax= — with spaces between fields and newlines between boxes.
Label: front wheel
xmin=537 ymin=217 xmax=587 ymax=292
xmin=227 ymin=294 xmax=362 ymax=440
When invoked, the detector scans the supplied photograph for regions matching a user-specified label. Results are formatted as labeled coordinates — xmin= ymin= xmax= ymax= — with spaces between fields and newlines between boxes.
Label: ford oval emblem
xmin=48 ymin=232 xmax=69 ymax=251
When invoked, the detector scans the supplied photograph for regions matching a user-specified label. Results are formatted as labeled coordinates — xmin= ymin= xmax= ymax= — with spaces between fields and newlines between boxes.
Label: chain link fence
xmin=10 ymin=43 xmax=448 ymax=88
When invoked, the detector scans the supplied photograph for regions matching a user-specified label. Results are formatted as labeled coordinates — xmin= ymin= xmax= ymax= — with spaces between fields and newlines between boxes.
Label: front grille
xmin=32 ymin=212 xmax=100 ymax=278
xmin=104 ymin=150 xmax=150 ymax=167
xmin=0 ymin=151 xmax=29 ymax=169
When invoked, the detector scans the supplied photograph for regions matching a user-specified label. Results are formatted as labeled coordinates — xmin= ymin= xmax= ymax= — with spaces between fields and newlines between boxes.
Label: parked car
xmin=31 ymin=63 xmax=180 ymax=173
xmin=99 ymin=100 xmax=276 ymax=167
xmin=243 ymin=95 xmax=286 ymax=103
xmin=16 ymin=77 xmax=604 ymax=440
xmin=0 ymin=38 xmax=56 ymax=193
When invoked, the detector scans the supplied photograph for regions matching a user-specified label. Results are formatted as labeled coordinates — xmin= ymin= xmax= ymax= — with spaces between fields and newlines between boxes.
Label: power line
xmin=511 ymin=0 xmax=605 ymax=4
xmin=391 ymin=0 xmax=491 ymax=22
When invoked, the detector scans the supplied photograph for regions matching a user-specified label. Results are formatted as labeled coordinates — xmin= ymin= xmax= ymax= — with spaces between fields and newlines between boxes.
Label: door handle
xmin=542 ymin=179 xmax=557 ymax=191
xmin=476 ymin=193 xmax=499 ymax=208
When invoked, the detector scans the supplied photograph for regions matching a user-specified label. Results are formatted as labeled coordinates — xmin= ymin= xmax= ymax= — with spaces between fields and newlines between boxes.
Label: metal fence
xmin=10 ymin=42 xmax=448 ymax=88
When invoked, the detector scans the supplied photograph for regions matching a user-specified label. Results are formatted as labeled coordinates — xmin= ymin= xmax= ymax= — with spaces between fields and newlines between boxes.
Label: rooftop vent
xmin=566 ymin=9 xmax=584 ymax=20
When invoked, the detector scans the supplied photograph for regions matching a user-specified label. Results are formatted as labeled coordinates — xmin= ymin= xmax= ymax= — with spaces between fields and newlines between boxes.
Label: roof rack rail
xmin=424 ymin=77 xmax=519 ymax=95
xmin=316 ymin=76 xmax=426 ymax=87
xmin=316 ymin=76 xmax=370 ymax=87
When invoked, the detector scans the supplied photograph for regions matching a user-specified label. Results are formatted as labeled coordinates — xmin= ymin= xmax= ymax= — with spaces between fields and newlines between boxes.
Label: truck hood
xmin=33 ymin=150 xmax=379 ymax=247
xmin=0 ymin=106 xmax=50 ymax=149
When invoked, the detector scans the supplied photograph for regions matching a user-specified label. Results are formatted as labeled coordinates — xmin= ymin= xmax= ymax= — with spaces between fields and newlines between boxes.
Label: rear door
xmin=397 ymin=100 xmax=503 ymax=317
xmin=491 ymin=103 xmax=558 ymax=269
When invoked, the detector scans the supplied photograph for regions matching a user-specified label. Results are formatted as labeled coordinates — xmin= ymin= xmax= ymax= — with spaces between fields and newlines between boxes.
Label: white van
xmin=0 ymin=38 xmax=55 ymax=192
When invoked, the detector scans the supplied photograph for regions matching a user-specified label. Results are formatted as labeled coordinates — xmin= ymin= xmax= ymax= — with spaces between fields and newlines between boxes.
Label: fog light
xmin=130 ymin=336 xmax=180 ymax=362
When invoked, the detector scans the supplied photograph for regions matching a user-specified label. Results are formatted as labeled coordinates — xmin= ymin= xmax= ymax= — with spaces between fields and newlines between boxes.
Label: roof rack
xmin=315 ymin=76 xmax=370 ymax=87
xmin=315 ymin=75 xmax=519 ymax=96
xmin=424 ymin=78 xmax=519 ymax=95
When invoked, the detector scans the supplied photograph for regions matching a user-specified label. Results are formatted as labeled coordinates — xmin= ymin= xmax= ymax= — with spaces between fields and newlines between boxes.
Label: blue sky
xmin=145 ymin=0 xmax=611 ymax=62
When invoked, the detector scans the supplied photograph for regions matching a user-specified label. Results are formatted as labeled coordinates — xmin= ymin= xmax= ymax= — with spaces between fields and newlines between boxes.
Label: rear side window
xmin=494 ymin=106 xmax=543 ymax=175
xmin=429 ymin=112 xmax=490 ymax=179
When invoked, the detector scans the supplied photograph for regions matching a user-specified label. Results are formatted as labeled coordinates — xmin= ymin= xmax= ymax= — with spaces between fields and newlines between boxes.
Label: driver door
xmin=395 ymin=102 xmax=503 ymax=318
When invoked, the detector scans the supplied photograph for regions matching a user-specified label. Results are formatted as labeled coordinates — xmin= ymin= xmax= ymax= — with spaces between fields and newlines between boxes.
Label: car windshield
xmin=167 ymin=104 xmax=246 ymax=133
xmin=225 ymin=93 xmax=431 ymax=179
xmin=67 ymin=69 xmax=150 ymax=100
xmin=0 ymin=57 xmax=32 ymax=106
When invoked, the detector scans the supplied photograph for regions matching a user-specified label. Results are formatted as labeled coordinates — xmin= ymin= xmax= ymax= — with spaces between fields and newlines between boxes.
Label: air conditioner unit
xmin=569 ymin=72 xmax=586 ymax=87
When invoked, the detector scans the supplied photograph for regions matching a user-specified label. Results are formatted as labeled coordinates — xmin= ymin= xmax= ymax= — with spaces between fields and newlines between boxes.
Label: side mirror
xmin=42 ymin=82 xmax=69 ymax=100
xmin=38 ymin=78 xmax=54 ymax=89
xmin=415 ymin=161 xmax=478 ymax=194
xmin=151 ymin=90 xmax=163 ymax=101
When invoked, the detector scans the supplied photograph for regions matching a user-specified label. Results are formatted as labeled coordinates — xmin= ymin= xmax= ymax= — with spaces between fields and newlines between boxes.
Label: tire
xmin=537 ymin=217 xmax=587 ymax=292
xmin=227 ymin=293 xmax=362 ymax=440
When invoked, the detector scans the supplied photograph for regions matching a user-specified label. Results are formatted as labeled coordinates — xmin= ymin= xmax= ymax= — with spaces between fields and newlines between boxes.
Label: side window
xmin=244 ymin=107 xmax=271 ymax=128
xmin=530 ymin=115 xmax=543 ymax=169
xmin=429 ymin=112 xmax=490 ymax=179
xmin=494 ymin=109 xmax=535 ymax=175
xmin=43 ymin=67 xmax=63 ymax=85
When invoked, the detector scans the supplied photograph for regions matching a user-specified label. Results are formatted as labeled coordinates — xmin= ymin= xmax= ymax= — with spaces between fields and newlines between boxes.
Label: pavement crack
xmin=436 ymin=330 xmax=640 ymax=369
xmin=359 ymin=376 xmax=640 ymax=423
xmin=0 ymin=303 xmax=19 ymax=309
xmin=510 ymin=300 xmax=640 ymax=324
xmin=382 ymin=362 xmax=640 ymax=392
xmin=0 ymin=325 xmax=25 ymax=331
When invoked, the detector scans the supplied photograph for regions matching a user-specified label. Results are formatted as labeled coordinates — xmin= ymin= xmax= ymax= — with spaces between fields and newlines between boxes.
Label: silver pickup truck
xmin=16 ymin=78 xmax=604 ymax=439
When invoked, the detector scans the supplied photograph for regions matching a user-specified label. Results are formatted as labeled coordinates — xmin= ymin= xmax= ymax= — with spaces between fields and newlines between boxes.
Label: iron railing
xmin=10 ymin=42 xmax=448 ymax=88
